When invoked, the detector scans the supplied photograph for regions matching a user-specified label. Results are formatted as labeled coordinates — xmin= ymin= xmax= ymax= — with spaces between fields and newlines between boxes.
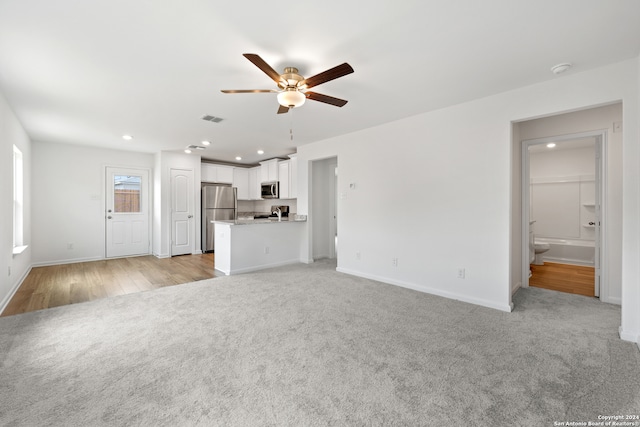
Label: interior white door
xmin=171 ymin=168 xmax=194 ymax=256
xmin=594 ymin=139 xmax=602 ymax=297
xmin=106 ymin=167 xmax=150 ymax=258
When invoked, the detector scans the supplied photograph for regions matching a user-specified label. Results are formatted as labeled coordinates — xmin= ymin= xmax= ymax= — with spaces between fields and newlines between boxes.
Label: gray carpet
xmin=0 ymin=260 xmax=638 ymax=426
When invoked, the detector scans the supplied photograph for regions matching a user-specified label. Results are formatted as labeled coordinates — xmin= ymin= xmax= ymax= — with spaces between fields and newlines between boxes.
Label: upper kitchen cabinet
xmin=249 ymin=167 xmax=261 ymax=200
xmin=201 ymin=163 xmax=233 ymax=184
xmin=277 ymin=155 xmax=298 ymax=200
xmin=288 ymin=154 xmax=298 ymax=199
xmin=233 ymin=168 xmax=250 ymax=200
xmin=278 ymin=160 xmax=290 ymax=199
xmin=260 ymin=159 xmax=280 ymax=183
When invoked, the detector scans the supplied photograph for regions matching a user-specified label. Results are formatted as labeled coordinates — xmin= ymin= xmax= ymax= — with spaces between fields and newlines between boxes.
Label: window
xmin=113 ymin=175 xmax=142 ymax=213
xmin=13 ymin=145 xmax=24 ymax=251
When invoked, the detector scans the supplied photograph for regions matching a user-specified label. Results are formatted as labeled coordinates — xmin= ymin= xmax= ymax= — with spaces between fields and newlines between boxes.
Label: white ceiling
xmin=1 ymin=1 xmax=639 ymax=165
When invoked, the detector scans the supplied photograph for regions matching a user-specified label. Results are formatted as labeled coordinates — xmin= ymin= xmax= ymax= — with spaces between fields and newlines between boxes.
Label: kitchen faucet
xmin=272 ymin=207 xmax=282 ymax=222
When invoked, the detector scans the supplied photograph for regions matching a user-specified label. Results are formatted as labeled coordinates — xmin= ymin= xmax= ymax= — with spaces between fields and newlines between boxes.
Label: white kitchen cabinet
xmin=201 ymin=163 xmax=234 ymax=184
xmin=278 ymin=160 xmax=290 ymax=199
xmin=201 ymin=163 xmax=215 ymax=182
xmin=249 ymin=166 xmax=261 ymax=200
xmin=233 ymin=168 xmax=250 ymax=200
xmin=260 ymin=159 xmax=280 ymax=183
xmin=288 ymin=154 xmax=297 ymax=199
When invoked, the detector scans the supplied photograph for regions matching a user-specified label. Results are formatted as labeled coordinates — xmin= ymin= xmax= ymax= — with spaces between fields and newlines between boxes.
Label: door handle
xmin=107 ymin=216 xmax=112 ymax=219
xmin=188 ymin=215 xmax=193 ymax=218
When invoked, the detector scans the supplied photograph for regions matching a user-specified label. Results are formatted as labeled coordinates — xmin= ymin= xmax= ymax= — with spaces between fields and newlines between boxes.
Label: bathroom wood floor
xmin=529 ymin=262 xmax=595 ymax=297
xmin=1 ymin=253 xmax=217 ymax=317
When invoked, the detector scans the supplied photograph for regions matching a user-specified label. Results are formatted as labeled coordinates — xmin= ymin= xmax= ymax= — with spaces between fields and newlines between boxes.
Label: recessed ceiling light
xmin=201 ymin=140 xmax=211 ymax=146
xmin=235 ymin=156 xmax=242 ymax=161
xmin=122 ymin=134 xmax=133 ymax=140
xmin=550 ymin=63 xmax=572 ymax=75
xmin=184 ymin=149 xmax=192 ymax=154
xmin=257 ymin=150 xmax=264 ymax=155
xmin=547 ymin=143 xmax=556 ymax=148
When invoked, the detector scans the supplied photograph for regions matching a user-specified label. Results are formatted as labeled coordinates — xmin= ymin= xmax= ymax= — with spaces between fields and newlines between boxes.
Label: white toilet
xmin=529 ymin=221 xmax=550 ymax=266
xmin=533 ymin=242 xmax=550 ymax=265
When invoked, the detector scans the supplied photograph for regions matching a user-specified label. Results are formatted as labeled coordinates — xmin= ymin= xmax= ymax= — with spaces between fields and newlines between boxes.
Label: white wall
xmin=296 ymin=58 xmax=639 ymax=345
xmin=31 ymin=141 xmax=154 ymax=265
xmin=517 ymin=104 xmax=623 ymax=304
xmin=153 ymin=151 xmax=201 ymax=258
xmin=530 ymin=146 xmax=596 ymax=177
xmin=530 ymin=146 xmax=596 ymax=242
xmin=0 ymin=91 xmax=31 ymax=311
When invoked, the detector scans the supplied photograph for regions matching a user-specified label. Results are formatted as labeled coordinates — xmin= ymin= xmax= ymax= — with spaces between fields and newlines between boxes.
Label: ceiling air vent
xmin=187 ymin=145 xmax=206 ymax=151
xmin=201 ymin=115 xmax=224 ymax=123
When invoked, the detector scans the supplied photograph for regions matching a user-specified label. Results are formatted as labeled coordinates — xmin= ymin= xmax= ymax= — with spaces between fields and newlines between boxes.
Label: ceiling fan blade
xmin=243 ymin=53 xmax=283 ymax=84
xmin=305 ymin=91 xmax=348 ymax=107
xmin=277 ymin=105 xmax=290 ymax=114
xmin=221 ymin=89 xmax=278 ymax=93
xmin=301 ymin=63 xmax=354 ymax=89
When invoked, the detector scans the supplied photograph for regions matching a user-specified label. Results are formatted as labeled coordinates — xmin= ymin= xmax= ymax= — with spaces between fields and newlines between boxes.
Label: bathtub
xmin=535 ymin=237 xmax=595 ymax=266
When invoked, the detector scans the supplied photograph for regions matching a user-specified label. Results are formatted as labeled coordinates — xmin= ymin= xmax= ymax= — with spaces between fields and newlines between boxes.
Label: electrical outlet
xmin=457 ymin=268 xmax=465 ymax=279
xmin=67 ymin=243 xmax=74 ymax=250
xmin=392 ymin=257 xmax=398 ymax=267
xmin=264 ymin=246 xmax=269 ymax=254
xmin=356 ymin=251 xmax=361 ymax=260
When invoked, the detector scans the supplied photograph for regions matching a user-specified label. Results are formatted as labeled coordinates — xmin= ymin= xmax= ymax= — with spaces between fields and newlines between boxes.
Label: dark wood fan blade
xmin=301 ymin=63 xmax=354 ymax=89
xmin=277 ymin=105 xmax=290 ymax=114
xmin=221 ymin=89 xmax=277 ymax=93
xmin=243 ymin=53 xmax=282 ymax=84
xmin=305 ymin=91 xmax=348 ymax=107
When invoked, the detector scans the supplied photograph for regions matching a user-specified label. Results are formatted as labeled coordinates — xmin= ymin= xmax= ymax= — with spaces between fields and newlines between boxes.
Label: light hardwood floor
xmin=529 ymin=262 xmax=595 ymax=297
xmin=1 ymin=253 xmax=217 ymax=317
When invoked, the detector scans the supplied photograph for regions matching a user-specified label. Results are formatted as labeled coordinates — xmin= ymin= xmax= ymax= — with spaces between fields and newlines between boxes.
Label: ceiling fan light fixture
xmin=277 ymin=90 xmax=305 ymax=108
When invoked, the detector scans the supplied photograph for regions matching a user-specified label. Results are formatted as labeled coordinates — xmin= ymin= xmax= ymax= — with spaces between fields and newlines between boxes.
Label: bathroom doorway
xmin=521 ymin=130 xmax=605 ymax=298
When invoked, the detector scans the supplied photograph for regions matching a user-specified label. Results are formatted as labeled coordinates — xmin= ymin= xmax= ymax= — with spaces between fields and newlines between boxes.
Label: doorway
xmin=311 ymin=157 xmax=338 ymax=261
xmin=105 ymin=167 xmax=150 ymax=258
xmin=521 ymin=131 xmax=605 ymax=298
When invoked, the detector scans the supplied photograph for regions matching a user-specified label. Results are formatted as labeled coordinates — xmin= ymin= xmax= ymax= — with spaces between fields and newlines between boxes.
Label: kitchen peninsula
xmin=213 ymin=218 xmax=306 ymax=275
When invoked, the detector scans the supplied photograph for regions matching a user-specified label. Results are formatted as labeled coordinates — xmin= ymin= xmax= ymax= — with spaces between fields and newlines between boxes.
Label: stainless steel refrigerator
xmin=202 ymin=184 xmax=237 ymax=252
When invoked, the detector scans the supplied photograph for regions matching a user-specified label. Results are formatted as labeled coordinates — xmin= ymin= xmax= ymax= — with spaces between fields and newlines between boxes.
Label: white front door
xmin=171 ymin=168 xmax=195 ymax=256
xmin=105 ymin=167 xmax=150 ymax=258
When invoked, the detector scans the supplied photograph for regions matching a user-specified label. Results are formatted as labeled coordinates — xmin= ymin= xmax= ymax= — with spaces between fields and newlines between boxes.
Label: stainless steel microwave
xmin=261 ymin=181 xmax=279 ymax=199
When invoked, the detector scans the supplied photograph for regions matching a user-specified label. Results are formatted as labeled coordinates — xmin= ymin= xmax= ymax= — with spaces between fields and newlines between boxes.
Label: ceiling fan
xmin=221 ymin=53 xmax=354 ymax=114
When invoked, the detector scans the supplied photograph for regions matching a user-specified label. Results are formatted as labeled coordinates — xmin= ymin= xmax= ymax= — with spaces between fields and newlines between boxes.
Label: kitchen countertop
xmin=213 ymin=217 xmax=306 ymax=226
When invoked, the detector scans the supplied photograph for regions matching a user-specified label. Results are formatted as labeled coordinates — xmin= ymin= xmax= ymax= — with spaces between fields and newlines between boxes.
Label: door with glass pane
xmin=106 ymin=167 xmax=150 ymax=258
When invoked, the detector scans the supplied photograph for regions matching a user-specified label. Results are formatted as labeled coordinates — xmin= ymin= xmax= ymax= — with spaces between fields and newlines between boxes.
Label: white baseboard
xmin=336 ymin=267 xmax=513 ymax=313
xmin=217 ymin=259 xmax=301 ymax=276
xmin=0 ymin=265 xmax=32 ymax=314
xmin=511 ymin=282 xmax=522 ymax=296
xmin=31 ymin=256 xmax=103 ymax=267
xmin=619 ymin=326 xmax=640 ymax=348
xmin=603 ymin=296 xmax=621 ymax=305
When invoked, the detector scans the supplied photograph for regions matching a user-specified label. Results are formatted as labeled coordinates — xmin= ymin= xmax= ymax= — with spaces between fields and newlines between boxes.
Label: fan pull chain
xmin=289 ymin=107 xmax=294 ymax=141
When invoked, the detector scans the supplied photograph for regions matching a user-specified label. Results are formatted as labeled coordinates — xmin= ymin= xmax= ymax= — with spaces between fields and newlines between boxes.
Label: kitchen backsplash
xmin=238 ymin=199 xmax=297 ymax=214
